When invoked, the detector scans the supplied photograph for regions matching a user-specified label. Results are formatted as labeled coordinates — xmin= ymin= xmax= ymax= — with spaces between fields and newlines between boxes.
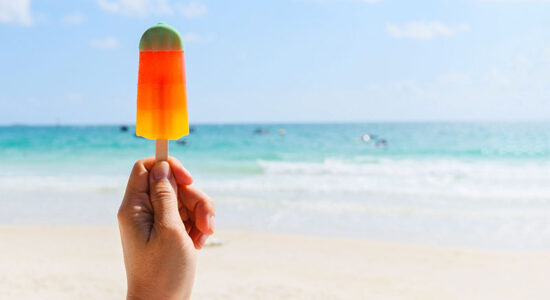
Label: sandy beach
xmin=0 ymin=226 xmax=549 ymax=299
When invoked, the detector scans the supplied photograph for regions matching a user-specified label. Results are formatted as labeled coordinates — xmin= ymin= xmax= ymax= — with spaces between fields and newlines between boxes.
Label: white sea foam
xmin=0 ymin=175 xmax=126 ymax=193
xmin=198 ymin=158 xmax=550 ymax=249
xmin=3 ymin=158 xmax=550 ymax=249
xmin=3 ymin=158 xmax=550 ymax=203
xmin=198 ymin=158 xmax=550 ymax=202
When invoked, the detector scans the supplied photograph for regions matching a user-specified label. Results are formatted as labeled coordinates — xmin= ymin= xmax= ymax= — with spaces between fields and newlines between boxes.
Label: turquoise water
xmin=2 ymin=123 xmax=550 ymax=249
xmin=4 ymin=123 xmax=550 ymax=166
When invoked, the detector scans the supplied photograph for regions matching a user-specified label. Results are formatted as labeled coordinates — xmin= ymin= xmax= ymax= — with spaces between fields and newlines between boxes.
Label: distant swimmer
xmin=376 ymin=139 xmax=388 ymax=148
xmin=120 ymin=125 xmax=129 ymax=132
xmin=189 ymin=126 xmax=196 ymax=133
xmin=253 ymin=128 xmax=269 ymax=135
xmin=361 ymin=134 xmax=371 ymax=142
xmin=279 ymin=129 xmax=285 ymax=135
xmin=176 ymin=139 xmax=188 ymax=145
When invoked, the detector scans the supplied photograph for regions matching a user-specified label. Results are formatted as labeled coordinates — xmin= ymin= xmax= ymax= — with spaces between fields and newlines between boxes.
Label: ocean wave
xmin=4 ymin=158 xmax=550 ymax=249
xmin=0 ymin=175 xmax=126 ymax=193
xmin=256 ymin=158 xmax=550 ymax=185
xmin=257 ymin=157 xmax=550 ymax=178
xmin=194 ymin=158 xmax=550 ymax=204
xmin=3 ymin=158 xmax=550 ymax=203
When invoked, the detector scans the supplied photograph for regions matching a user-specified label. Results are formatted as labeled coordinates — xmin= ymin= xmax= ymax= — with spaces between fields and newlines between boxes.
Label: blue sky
xmin=0 ymin=0 xmax=550 ymax=124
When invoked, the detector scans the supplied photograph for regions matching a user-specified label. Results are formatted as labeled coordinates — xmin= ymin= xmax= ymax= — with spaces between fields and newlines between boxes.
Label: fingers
xmin=118 ymin=158 xmax=157 ymax=244
xmin=166 ymin=157 xmax=211 ymax=241
xmin=168 ymin=156 xmax=193 ymax=186
xmin=148 ymin=161 xmax=182 ymax=228
xmin=178 ymin=186 xmax=215 ymax=235
xmin=124 ymin=157 xmax=191 ymax=196
xmin=119 ymin=158 xmax=156 ymax=223
xmin=121 ymin=157 xmax=210 ymax=250
xmin=123 ymin=157 xmax=157 ymax=197
xmin=189 ymin=226 xmax=209 ymax=250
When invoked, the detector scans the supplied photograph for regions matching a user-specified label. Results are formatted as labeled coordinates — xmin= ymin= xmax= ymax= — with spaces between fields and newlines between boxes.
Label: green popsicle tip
xmin=139 ymin=22 xmax=184 ymax=51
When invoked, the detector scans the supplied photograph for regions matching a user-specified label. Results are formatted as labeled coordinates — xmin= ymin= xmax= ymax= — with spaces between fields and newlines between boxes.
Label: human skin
xmin=118 ymin=157 xmax=215 ymax=300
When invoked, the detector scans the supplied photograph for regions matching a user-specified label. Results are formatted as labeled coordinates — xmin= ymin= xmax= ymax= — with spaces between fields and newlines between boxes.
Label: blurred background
xmin=2 ymin=1 xmax=550 ymax=299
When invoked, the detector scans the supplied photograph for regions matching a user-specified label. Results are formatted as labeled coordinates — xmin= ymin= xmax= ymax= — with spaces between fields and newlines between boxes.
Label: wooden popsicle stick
xmin=155 ymin=139 xmax=169 ymax=161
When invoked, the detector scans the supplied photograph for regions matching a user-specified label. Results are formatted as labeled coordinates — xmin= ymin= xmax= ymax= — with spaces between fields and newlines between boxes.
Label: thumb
xmin=149 ymin=161 xmax=181 ymax=227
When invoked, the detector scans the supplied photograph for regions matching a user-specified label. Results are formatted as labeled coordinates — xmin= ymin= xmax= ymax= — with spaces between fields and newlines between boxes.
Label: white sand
xmin=1 ymin=226 xmax=550 ymax=300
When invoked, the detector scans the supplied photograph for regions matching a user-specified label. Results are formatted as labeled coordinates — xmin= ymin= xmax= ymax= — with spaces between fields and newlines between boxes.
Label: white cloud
xmin=177 ymin=2 xmax=207 ymax=18
xmin=0 ymin=0 xmax=32 ymax=26
xmin=438 ymin=72 xmax=472 ymax=85
xmin=183 ymin=32 xmax=201 ymax=43
xmin=89 ymin=37 xmax=119 ymax=50
xmin=300 ymin=0 xmax=382 ymax=4
xmin=98 ymin=0 xmax=172 ymax=17
xmin=364 ymin=48 xmax=550 ymax=121
xmin=66 ymin=92 xmax=84 ymax=104
xmin=97 ymin=0 xmax=206 ymax=18
xmin=183 ymin=32 xmax=214 ymax=43
xmin=61 ymin=12 xmax=85 ymax=25
xmin=386 ymin=21 xmax=470 ymax=40
xmin=543 ymin=48 xmax=550 ymax=63
xmin=392 ymin=79 xmax=431 ymax=98
xmin=475 ymin=0 xmax=550 ymax=2
xmin=487 ymin=67 xmax=510 ymax=85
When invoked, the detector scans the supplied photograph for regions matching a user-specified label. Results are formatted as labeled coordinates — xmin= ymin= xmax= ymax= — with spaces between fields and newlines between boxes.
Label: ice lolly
xmin=136 ymin=22 xmax=189 ymax=161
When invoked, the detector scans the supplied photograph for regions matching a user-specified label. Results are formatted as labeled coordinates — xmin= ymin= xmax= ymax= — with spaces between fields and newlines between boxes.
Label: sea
xmin=2 ymin=123 xmax=550 ymax=250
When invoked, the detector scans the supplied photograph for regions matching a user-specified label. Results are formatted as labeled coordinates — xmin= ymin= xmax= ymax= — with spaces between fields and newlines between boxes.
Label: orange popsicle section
xmin=136 ymin=50 xmax=189 ymax=140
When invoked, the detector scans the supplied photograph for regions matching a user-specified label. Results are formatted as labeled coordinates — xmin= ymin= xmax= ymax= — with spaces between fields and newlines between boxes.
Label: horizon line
xmin=3 ymin=119 xmax=550 ymax=127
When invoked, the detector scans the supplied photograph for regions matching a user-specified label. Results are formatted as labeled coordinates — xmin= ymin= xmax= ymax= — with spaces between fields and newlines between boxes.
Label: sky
xmin=0 ymin=0 xmax=550 ymax=125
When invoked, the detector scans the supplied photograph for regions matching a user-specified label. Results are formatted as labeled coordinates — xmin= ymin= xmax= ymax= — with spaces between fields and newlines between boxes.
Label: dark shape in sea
xmin=253 ymin=128 xmax=269 ymax=135
xmin=189 ymin=126 xmax=196 ymax=133
xmin=120 ymin=125 xmax=129 ymax=132
xmin=376 ymin=139 xmax=388 ymax=148
xmin=176 ymin=139 xmax=188 ymax=145
xmin=361 ymin=133 xmax=379 ymax=142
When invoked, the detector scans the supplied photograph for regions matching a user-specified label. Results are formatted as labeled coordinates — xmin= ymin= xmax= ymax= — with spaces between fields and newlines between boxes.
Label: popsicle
xmin=136 ymin=22 xmax=189 ymax=161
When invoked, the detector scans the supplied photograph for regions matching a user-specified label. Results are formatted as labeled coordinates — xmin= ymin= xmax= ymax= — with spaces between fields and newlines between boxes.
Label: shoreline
xmin=1 ymin=226 xmax=550 ymax=299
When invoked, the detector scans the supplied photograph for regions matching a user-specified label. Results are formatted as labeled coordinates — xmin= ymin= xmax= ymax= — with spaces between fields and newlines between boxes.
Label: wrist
xmin=127 ymin=289 xmax=190 ymax=300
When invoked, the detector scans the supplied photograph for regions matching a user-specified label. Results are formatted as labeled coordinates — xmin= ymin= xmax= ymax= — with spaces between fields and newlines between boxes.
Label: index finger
xmin=168 ymin=156 xmax=193 ymax=186
xmin=124 ymin=156 xmax=192 ymax=196
xmin=124 ymin=157 xmax=157 ymax=195
xmin=178 ymin=186 xmax=215 ymax=235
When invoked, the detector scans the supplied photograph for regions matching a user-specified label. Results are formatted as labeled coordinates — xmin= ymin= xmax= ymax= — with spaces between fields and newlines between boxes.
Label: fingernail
xmin=199 ymin=234 xmax=209 ymax=248
xmin=152 ymin=161 xmax=170 ymax=180
xmin=208 ymin=215 xmax=216 ymax=232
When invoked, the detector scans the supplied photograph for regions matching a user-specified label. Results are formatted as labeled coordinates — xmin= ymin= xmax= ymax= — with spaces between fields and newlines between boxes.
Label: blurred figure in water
xmin=253 ymin=128 xmax=269 ymax=135
xmin=376 ymin=139 xmax=388 ymax=148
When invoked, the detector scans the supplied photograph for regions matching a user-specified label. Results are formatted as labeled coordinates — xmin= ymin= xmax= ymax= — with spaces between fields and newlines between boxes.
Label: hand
xmin=118 ymin=157 xmax=215 ymax=300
